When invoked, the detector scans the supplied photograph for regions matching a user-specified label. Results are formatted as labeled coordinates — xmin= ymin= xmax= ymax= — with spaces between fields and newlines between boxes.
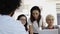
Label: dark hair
xmin=17 ymin=14 xmax=28 ymax=31
xmin=30 ymin=6 xmax=41 ymax=27
xmin=0 ymin=0 xmax=21 ymax=15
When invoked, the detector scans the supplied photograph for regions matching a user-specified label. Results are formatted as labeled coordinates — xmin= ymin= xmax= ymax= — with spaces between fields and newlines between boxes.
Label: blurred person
xmin=0 ymin=0 xmax=27 ymax=34
xmin=17 ymin=14 xmax=29 ymax=34
xmin=28 ymin=6 xmax=45 ymax=34
xmin=43 ymin=15 xmax=59 ymax=29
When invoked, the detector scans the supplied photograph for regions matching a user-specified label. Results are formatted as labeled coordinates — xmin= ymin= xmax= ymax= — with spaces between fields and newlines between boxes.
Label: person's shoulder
xmin=27 ymin=18 xmax=32 ymax=25
xmin=40 ymin=16 xmax=43 ymax=21
xmin=5 ymin=16 xmax=25 ymax=29
xmin=13 ymin=20 xmax=25 ymax=28
xmin=0 ymin=15 xmax=27 ymax=34
xmin=28 ymin=18 xmax=31 ymax=22
xmin=43 ymin=26 xmax=48 ymax=29
xmin=28 ymin=18 xmax=30 ymax=21
xmin=54 ymin=25 xmax=60 ymax=29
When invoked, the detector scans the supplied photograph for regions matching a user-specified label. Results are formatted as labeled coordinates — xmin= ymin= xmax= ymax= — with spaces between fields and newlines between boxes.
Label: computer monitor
xmin=39 ymin=29 xmax=58 ymax=34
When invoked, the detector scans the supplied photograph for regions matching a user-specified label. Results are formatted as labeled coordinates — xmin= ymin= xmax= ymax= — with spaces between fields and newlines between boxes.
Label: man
xmin=0 ymin=0 xmax=27 ymax=34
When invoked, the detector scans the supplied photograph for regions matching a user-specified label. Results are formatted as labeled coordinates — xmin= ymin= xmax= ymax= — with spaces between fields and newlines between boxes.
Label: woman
xmin=17 ymin=14 xmax=29 ymax=33
xmin=28 ymin=6 xmax=44 ymax=34
xmin=43 ymin=15 xmax=59 ymax=29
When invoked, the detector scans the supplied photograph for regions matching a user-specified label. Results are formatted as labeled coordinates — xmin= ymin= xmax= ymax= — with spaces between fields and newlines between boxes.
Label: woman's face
xmin=19 ymin=16 xmax=26 ymax=25
xmin=46 ymin=17 xmax=54 ymax=26
xmin=32 ymin=10 xmax=40 ymax=19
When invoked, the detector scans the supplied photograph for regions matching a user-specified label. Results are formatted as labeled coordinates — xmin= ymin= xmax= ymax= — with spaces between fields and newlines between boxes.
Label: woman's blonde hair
xmin=46 ymin=14 xmax=54 ymax=20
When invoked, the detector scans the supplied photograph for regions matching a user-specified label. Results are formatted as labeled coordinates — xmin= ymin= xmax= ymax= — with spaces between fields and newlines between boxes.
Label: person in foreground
xmin=0 ymin=0 xmax=27 ymax=34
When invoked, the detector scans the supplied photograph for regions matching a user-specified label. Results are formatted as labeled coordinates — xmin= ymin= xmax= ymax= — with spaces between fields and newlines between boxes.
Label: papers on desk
xmin=39 ymin=29 xmax=58 ymax=34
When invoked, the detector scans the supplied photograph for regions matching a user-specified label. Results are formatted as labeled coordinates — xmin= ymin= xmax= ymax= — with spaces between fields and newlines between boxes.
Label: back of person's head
xmin=0 ymin=0 xmax=21 ymax=16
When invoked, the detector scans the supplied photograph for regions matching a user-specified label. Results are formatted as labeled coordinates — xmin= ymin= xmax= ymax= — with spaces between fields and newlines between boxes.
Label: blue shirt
xmin=0 ymin=15 xmax=27 ymax=34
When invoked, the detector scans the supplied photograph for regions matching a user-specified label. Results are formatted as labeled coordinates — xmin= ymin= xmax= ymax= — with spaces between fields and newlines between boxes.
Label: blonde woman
xmin=43 ymin=15 xmax=59 ymax=29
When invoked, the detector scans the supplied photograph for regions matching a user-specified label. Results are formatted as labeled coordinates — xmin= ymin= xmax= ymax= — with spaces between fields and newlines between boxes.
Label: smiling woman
xmin=17 ymin=14 xmax=28 ymax=31
xmin=43 ymin=14 xmax=59 ymax=29
xmin=17 ymin=14 xmax=29 ymax=34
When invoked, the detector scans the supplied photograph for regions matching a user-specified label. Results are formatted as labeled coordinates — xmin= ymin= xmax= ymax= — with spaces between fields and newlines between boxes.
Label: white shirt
xmin=0 ymin=15 xmax=27 ymax=34
xmin=28 ymin=17 xmax=45 ymax=33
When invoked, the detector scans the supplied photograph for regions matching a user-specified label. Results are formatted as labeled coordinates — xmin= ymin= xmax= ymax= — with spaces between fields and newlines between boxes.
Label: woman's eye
xmin=36 ymin=13 xmax=38 ymax=14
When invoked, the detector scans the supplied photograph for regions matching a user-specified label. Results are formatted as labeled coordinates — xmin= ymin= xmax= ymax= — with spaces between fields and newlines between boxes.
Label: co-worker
xmin=0 ymin=0 xmax=27 ymax=34
xmin=17 ymin=14 xmax=29 ymax=34
xmin=28 ymin=6 xmax=45 ymax=34
xmin=43 ymin=15 xmax=59 ymax=29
